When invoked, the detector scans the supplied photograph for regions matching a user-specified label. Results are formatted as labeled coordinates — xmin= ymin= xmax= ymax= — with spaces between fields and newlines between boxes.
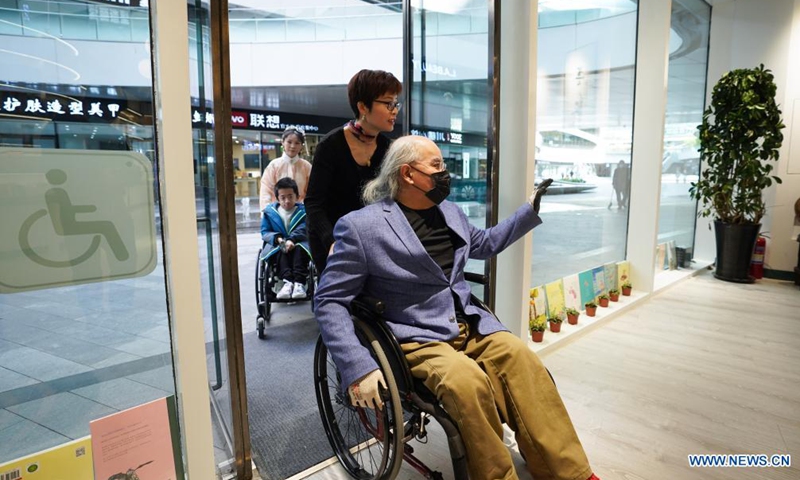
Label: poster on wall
xmin=562 ymin=274 xmax=582 ymax=311
xmin=545 ymin=280 xmax=565 ymax=319
xmin=0 ymin=436 xmax=93 ymax=480
xmin=578 ymin=270 xmax=595 ymax=306
xmin=90 ymin=396 xmax=183 ymax=480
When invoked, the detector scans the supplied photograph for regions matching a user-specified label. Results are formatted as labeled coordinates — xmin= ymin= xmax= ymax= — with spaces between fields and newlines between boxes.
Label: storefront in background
xmin=0 ymin=86 xmax=353 ymax=207
xmin=190 ymin=105 xmax=350 ymax=202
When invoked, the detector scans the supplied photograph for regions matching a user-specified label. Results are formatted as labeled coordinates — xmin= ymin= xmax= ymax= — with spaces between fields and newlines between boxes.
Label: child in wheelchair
xmin=260 ymin=177 xmax=311 ymax=299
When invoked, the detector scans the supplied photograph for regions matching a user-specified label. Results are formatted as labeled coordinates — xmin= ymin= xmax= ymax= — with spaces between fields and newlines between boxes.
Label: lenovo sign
xmin=231 ymin=111 xmax=248 ymax=127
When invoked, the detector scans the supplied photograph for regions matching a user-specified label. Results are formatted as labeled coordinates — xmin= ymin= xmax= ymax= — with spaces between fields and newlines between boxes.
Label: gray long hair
xmin=362 ymin=136 xmax=425 ymax=204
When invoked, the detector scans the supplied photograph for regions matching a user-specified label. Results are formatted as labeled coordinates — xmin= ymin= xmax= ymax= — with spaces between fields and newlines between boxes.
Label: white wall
xmin=700 ymin=0 xmax=800 ymax=272
xmin=496 ymin=0 xmax=536 ymax=338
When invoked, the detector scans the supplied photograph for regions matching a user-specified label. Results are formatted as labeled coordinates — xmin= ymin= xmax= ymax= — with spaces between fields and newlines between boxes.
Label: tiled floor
xmin=0 ymin=249 xmax=176 ymax=464
xmin=0 ymin=227 xmax=266 ymax=466
xmin=301 ymin=274 xmax=800 ymax=480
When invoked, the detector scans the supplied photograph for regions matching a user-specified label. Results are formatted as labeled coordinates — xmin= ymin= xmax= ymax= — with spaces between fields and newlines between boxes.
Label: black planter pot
xmin=713 ymin=221 xmax=760 ymax=283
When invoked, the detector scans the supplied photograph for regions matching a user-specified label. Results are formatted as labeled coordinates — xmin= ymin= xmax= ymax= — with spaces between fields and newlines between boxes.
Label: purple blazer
xmin=314 ymin=198 xmax=542 ymax=390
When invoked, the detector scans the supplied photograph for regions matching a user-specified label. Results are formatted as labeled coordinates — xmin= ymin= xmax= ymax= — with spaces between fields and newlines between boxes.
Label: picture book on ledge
xmin=562 ymin=274 xmax=582 ymax=311
xmin=545 ymin=280 xmax=565 ymax=318
xmin=578 ymin=270 xmax=595 ymax=306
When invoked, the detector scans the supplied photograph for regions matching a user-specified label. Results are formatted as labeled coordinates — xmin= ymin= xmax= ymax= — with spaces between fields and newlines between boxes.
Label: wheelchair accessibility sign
xmin=0 ymin=148 xmax=157 ymax=293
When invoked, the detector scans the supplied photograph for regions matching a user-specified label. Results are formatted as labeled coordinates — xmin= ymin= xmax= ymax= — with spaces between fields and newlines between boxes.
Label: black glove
xmin=528 ymin=178 xmax=553 ymax=213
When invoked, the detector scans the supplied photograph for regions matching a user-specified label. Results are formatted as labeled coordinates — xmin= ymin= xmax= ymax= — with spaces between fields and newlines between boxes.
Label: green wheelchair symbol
xmin=18 ymin=169 xmax=129 ymax=268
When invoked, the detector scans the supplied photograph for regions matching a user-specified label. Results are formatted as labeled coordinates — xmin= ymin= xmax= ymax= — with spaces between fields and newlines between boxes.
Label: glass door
xmin=0 ymin=0 xmax=186 ymax=475
xmin=189 ymin=1 xmax=252 ymax=477
xmin=408 ymin=0 xmax=495 ymax=301
xmin=188 ymin=0 xmax=252 ymax=479
xmin=188 ymin=2 xmax=235 ymax=474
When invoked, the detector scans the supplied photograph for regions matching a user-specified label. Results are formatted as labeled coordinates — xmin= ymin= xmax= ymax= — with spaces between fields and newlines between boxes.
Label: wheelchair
xmin=313 ymin=273 xmax=511 ymax=480
xmin=254 ymin=241 xmax=318 ymax=339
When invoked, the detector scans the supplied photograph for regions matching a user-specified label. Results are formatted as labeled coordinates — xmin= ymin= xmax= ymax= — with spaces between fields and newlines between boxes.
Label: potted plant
xmin=584 ymin=301 xmax=597 ymax=317
xmin=608 ymin=288 xmax=620 ymax=302
xmin=529 ymin=315 xmax=546 ymax=343
xmin=566 ymin=307 xmax=580 ymax=325
xmin=621 ymin=281 xmax=632 ymax=296
xmin=548 ymin=314 xmax=563 ymax=333
xmin=598 ymin=294 xmax=610 ymax=308
xmin=689 ymin=64 xmax=785 ymax=283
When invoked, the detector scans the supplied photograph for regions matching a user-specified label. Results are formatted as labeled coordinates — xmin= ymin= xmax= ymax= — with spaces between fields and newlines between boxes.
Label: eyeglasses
xmin=373 ymin=100 xmax=402 ymax=111
xmin=411 ymin=160 xmax=446 ymax=172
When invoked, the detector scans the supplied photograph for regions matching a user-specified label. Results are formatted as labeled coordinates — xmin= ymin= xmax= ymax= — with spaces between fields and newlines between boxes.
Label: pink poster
xmin=90 ymin=397 xmax=180 ymax=480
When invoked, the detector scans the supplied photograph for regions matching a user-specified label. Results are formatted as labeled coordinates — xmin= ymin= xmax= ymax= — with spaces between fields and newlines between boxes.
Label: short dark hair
xmin=275 ymin=177 xmax=299 ymax=198
xmin=347 ymin=69 xmax=402 ymax=118
xmin=282 ymin=127 xmax=305 ymax=144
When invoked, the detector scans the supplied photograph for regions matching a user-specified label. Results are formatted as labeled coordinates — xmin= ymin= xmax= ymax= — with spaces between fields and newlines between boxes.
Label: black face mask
xmin=410 ymin=164 xmax=451 ymax=204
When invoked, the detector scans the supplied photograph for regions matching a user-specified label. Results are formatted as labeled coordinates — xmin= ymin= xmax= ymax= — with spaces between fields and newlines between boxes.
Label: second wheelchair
xmin=254 ymin=241 xmax=317 ymax=339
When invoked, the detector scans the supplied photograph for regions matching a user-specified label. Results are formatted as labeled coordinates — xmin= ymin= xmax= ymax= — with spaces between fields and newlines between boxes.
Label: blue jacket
xmin=260 ymin=203 xmax=310 ymax=261
xmin=314 ymin=198 xmax=542 ymax=390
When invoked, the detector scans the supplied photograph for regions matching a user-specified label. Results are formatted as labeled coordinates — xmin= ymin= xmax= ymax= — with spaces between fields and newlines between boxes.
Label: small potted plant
xmin=566 ymin=307 xmax=580 ymax=325
xmin=548 ymin=314 xmax=563 ymax=333
xmin=621 ymin=281 xmax=632 ymax=296
xmin=584 ymin=301 xmax=597 ymax=317
xmin=608 ymin=288 xmax=620 ymax=302
xmin=529 ymin=315 xmax=546 ymax=343
xmin=598 ymin=294 xmax=610 ymax=308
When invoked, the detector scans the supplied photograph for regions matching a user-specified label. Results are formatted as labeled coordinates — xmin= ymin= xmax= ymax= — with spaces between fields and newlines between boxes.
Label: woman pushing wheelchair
xmin=315 ymin=135 xmax=600 ymax=480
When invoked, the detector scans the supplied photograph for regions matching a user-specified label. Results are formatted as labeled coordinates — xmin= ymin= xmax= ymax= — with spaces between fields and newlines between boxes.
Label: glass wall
xmin=0 ymin=0 xmax=178 ymax=468
xmin=531 ymin=1 xmax=639 ymax=286
xmin=223 ymin=3 xmax=404 ymax=479
xmin=411 ymin=0 xmax=491 ymax=283
xmin=0 ymin=0 xmax=149 ymax=41
xmin=657 ymin=0 xmax=711 ymax=271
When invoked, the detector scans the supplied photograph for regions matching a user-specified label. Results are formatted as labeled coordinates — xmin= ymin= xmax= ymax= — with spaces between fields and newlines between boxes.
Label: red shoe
xmin=587 ymin=475 xmax=601 ymax=480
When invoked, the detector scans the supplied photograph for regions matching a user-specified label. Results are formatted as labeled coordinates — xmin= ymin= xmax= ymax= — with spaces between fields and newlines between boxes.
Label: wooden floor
xmin=301 ymin=272 xmax=800 ymax=479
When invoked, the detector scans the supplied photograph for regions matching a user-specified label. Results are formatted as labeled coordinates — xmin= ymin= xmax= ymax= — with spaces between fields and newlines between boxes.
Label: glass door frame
xmin=149 ymin=1 xmax=219 ymax=479
xmin=150 ymin=0 xmax=257 ymax=478
xmin=207 ymin=0 xmax=253 ymax=477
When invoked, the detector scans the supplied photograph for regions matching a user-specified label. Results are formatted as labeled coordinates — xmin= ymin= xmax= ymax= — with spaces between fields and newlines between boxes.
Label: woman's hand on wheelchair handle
xmin=348 ymin=369 xmax=387 ymax=410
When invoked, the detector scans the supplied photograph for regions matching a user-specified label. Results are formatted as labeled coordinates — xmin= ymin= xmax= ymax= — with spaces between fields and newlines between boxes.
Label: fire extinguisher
xmin=750 ymin=234 xmax=767 ymax=280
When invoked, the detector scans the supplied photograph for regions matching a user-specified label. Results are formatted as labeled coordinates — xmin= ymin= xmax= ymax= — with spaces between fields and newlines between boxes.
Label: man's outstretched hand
xmin=348 ymin=369 xmax=387 ymax=410
xmin=529 ymin=178 xmax=554 ymax=213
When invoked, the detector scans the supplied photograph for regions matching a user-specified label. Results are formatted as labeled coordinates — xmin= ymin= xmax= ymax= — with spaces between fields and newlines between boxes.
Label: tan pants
xmin=401 ymin=323 xmax=592 ymax=480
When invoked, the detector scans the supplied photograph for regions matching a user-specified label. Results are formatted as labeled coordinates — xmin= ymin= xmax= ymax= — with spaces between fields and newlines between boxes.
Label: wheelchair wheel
xmin=259 ymin=257 xmax=273 ymax=324
xmin=256 ymin=316 xmax=266 ymax=339
xmin=307 ymin=263 xmax=318 ymax=311
xmin=314 ymin=319 xmax=404 ymax=480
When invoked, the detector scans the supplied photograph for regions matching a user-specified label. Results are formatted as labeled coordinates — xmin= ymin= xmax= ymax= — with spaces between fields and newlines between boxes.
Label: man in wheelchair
xmin=315 ymin=136 xmax=599 ymax=480
xmin=260 ymin=177 xmax=311 ymax=299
